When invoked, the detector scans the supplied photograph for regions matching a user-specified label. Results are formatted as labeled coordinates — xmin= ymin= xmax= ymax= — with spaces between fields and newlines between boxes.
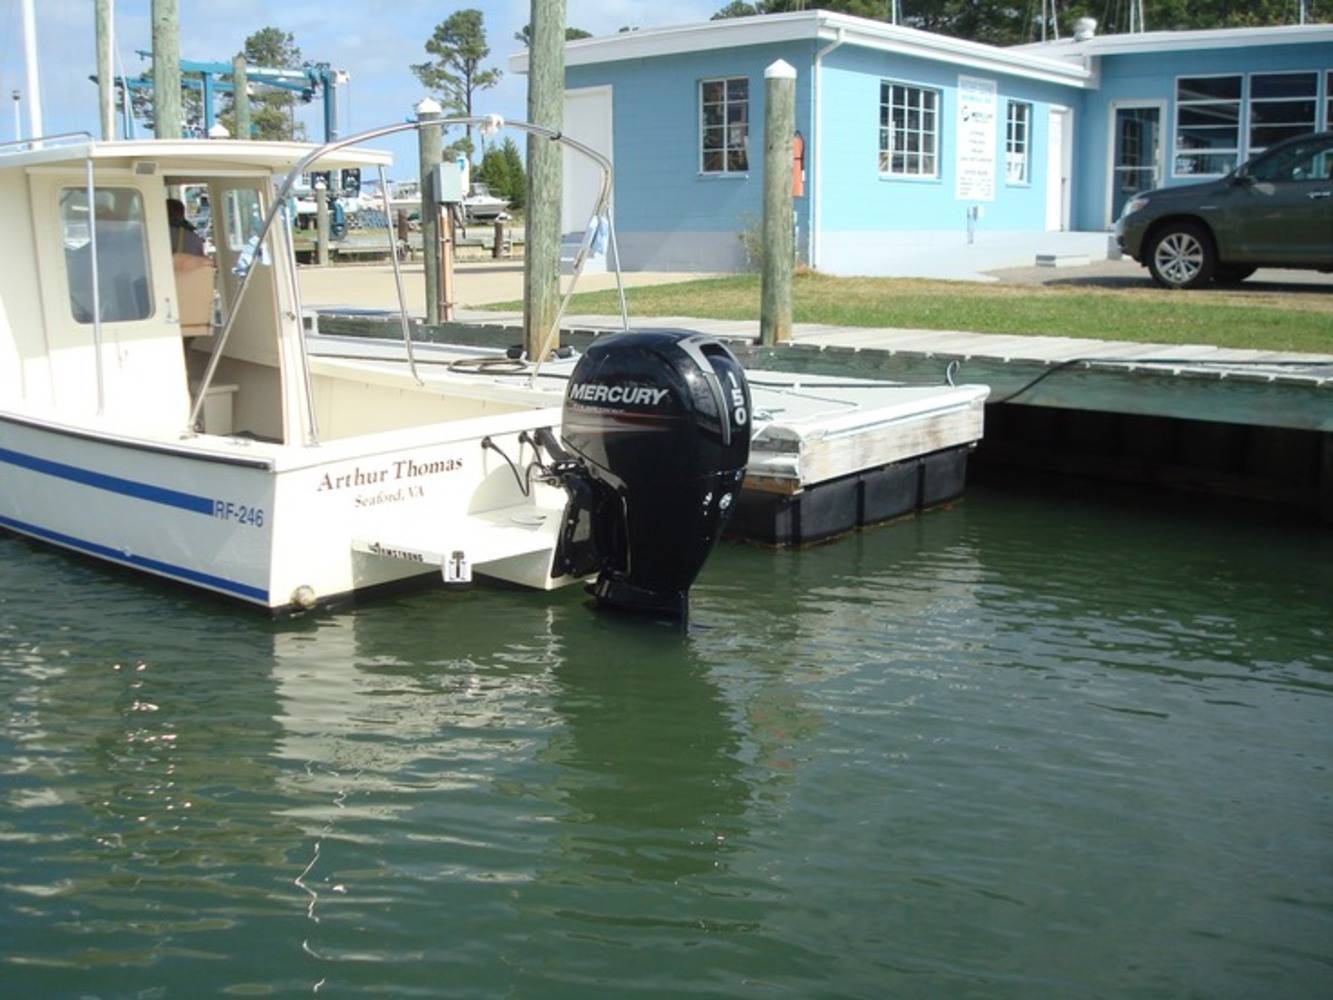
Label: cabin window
xmin=1005 ymin=101 xmax=1031 ymax=184
xmin=700 ymin=77 xmax=749 ymax=174
xmin=1173 ymin=75 xmax=1241 ymax=177
xmin=224 ymin=188 xmax=265 ymax=253
xmin=1248 ymin=72 xmax=1319 ymax=155
xmin=60 ymin=187 xmax=153 ymax=324
xmin=879 ymin=81 xmax=940 ymax=178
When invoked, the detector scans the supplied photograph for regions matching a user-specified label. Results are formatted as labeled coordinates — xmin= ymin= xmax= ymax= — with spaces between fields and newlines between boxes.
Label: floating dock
xmin=315 ymin=308 xmax=1332 ymax=528
xmin=308 ymin=317 xmax=988 ymax=545
xmin=733 ymin=326 xmax=1333 ymax=524
xmin=490 ymin=312 xmax=1330 ymax=523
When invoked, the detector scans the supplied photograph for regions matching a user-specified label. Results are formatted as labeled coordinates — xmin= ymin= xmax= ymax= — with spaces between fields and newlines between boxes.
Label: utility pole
xmin=524 ymin=0 xmax=565 ymax=363
xmin=760 ymin=60 xmax=796 ymax=346
xmin=417 ymin=98 xmax=444 ymax=325
xmin=95 ymin=0 xmax=115 ymax=140
xmin=232 ymin=54 xmax=250 ymax=140
xmin=151 ymin=0 xmax=181 ymax=139
xmin=19 ymin=0 xmax=41 ymax=140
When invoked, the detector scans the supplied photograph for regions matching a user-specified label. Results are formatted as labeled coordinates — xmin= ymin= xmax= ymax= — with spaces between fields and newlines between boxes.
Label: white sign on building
xmin=955 ymin=75 xmax=997 ymax=202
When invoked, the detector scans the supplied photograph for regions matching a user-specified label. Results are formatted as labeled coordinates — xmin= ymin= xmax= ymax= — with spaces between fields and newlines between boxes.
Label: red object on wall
xmin=792 ymin=131 xmax=806 ymax=198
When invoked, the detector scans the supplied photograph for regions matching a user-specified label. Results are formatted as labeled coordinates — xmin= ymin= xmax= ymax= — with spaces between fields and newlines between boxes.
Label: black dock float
xmin=729 ymin=445 xmax=971 ymax=546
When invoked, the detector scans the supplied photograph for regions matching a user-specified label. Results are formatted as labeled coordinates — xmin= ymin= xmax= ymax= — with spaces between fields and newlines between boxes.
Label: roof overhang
xmin=509 ymin=10 xmax=1093 ymax=89
xmin=1013 ymin=22 xmax=1333 ymax=60
xmin=0 ymin=138 xmax=393 ymax=174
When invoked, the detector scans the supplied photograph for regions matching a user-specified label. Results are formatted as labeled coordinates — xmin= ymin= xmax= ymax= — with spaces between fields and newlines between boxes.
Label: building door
xmin=1045 ymin=106 xmax=1072 ymax=231
xmin=562 ymin=86 xmax=613 ymax=238
xmin=1108 ymin=104 xmax=1163 ymax=226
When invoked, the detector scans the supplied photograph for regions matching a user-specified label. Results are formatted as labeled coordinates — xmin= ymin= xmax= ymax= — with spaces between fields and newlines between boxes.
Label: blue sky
xmin=0 ymin=1 xmax=720 ymax=177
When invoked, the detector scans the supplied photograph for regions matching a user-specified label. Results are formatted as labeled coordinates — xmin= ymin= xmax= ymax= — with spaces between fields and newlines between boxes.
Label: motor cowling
xmin=554 ymin=330 xmax=751 ymax=619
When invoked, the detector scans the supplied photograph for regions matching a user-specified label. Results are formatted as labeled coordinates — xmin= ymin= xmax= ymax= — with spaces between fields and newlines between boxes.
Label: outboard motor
xmin=552 ymin=330 xmax=751 ymax=619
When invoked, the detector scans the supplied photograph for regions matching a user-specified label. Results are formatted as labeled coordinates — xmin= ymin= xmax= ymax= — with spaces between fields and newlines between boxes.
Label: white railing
xmin=187 ymin=116 xmax=629 ymax=443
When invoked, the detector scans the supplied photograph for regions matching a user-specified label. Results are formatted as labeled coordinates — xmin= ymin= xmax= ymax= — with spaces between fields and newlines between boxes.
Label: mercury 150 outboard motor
xmin=550 ymin=330 xmax=751 ymax=619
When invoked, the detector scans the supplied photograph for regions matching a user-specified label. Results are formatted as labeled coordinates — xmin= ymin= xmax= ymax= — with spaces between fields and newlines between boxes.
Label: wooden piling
xmin=95 ymin=0 xmax=114 ymax=140
xmin=315 ymin=182 xmax=330 ymax=267
xmin=395 ymin=210 xmax=410 ymax=259
xmin=151 ymin=0 xmax=181 ymax=139
xmin=441 ymin=207 xmax=457 ymax=322
xmin=524 ymin=0 xmax=565 ymax=362
xmin=416 ymin=99 xmax=444 ymax=325
xmin=232 ymin=55 xmax=250 ymax=141
xmin=760 ymin=59 xmax=796 ymax=346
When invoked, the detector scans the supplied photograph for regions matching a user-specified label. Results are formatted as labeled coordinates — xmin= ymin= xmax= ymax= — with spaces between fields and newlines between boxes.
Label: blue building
xmin=510 ymin=11 xmax=1333 ymax=276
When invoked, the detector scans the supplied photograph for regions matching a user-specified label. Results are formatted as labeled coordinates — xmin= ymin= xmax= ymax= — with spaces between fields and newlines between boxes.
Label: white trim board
xmin=509 ymin=10 xmax=1092 ymax=89
xmin=1015 ymin=22 xmax=1333 ymax=59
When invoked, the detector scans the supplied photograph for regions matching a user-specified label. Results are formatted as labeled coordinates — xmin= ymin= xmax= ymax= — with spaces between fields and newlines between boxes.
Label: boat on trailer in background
xmin=0 ymin=121 xmax=754 ymax=618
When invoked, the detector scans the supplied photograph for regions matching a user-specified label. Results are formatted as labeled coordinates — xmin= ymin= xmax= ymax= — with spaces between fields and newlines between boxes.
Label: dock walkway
xmin=460 ymin=309 xmax=1333 ymax=434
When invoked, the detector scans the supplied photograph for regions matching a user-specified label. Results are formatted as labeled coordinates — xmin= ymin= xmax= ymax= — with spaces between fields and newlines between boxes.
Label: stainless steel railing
xmin=187 ymin=115 xmax=629 ymax=443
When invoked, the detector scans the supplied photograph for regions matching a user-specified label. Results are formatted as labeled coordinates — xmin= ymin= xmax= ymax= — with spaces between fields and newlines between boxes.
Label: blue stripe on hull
xmin=0 ymin=512 xmax=270 ymax=604
xmin=0 ymin=446 xmax=216 ymax=515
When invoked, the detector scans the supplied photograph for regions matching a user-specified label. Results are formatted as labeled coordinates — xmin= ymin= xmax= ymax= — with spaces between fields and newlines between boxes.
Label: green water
xmin=2 ymin=487 xmax=1330 ymax=997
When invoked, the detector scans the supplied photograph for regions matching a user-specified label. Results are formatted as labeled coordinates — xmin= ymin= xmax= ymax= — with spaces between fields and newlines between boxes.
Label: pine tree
xmin=412 ymin=10 xmax=502 ymax=163
xmin=222 ymin=28 xmax=305 ymax=141
xmin=500 ymin=138 xmax=526 ymax=211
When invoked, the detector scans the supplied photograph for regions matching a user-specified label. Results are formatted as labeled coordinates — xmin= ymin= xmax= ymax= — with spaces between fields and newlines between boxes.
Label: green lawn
xmin=489 ymin=272 xmax=1333 ymax=353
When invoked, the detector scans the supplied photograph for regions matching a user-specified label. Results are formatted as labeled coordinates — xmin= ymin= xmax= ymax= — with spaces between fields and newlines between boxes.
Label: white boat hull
xmin=0 ymin=409 xmax=574 ymax=612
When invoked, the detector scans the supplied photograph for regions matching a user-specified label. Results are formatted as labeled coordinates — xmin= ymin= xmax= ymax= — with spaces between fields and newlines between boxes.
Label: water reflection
xmin=265 ymin=597 xmax=755 ymax=887
xmin=0 ymin=552 xmax=298 ymax=981
xmin=3 ymin=488 xmax=1330 ymax=996
xmin=542 ymin=614 xmax=748 ymax=884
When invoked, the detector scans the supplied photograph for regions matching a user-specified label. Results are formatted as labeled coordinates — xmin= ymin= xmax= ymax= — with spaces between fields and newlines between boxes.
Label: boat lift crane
xmin=116 ymin=52 xmax=347 ymax=143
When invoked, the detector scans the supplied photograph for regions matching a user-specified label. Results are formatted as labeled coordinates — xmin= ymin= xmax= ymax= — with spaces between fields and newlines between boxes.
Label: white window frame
xmin=699 ymin=76 xmax=750 ymax=176
xmin=1005 ymin=100 xmax=1032 ymax=185
xmin=1326 ymin=70 xmax=1332 ymax=131
xmin=1104 ymin=100 xmax=1166 ymax=229
xmin=879 ymin=80 xmax=942 ymax=180
xmin=1247 ymin=70 xmax=1320 ymax=157
xmin=1171 ymin=73 xmax=1243 ymax=179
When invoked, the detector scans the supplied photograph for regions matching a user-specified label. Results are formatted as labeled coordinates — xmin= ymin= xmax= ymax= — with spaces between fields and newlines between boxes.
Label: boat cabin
xmin=0 ymin=138 xmax=536 ymax=449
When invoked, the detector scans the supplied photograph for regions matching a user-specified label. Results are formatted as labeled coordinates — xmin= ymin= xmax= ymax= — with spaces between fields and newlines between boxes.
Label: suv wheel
xmin=1147 ymin=223 xmax=1216 ymax=289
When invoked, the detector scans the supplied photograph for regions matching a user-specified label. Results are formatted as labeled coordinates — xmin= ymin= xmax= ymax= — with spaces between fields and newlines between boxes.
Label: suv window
xmin=1247 ymin=136 xmax=1333 ymax=184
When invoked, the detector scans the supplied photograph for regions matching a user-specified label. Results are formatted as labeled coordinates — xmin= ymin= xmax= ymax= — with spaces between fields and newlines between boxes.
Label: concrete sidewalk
xmin=298 ymin=259 xmax=705 ymax=312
